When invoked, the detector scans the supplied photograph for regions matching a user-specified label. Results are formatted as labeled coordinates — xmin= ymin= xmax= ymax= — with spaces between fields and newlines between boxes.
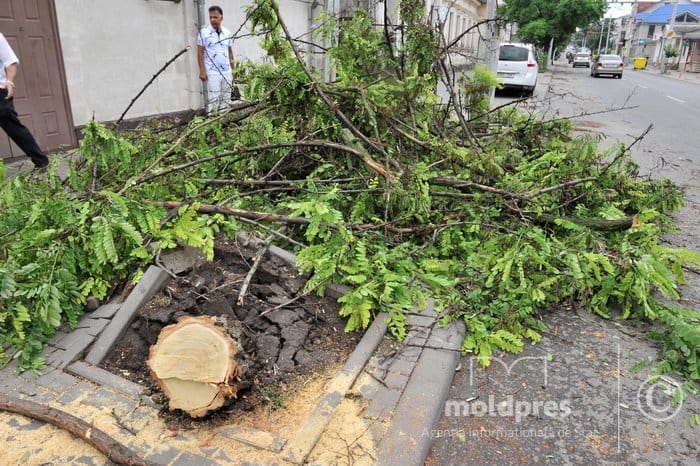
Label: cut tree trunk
xmin=147 ymin=315 xmax=244 ymax=418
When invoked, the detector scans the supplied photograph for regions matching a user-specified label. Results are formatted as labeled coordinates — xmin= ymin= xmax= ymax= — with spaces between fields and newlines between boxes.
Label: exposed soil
xmin=100 ymin=236 xmax=360 ymax=429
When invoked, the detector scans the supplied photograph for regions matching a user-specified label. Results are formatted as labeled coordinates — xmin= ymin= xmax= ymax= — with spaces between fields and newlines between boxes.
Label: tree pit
xmin=99 ymin=236 xmax=360 ymax=430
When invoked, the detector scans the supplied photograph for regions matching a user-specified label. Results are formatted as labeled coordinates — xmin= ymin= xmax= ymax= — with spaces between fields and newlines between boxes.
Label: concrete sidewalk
xmin=632 ymin=63 xmax=700 ymax=84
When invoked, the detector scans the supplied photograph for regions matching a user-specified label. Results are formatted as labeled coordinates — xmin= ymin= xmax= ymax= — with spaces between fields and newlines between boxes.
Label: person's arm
xmin=197 ymin=45 xmax=207 ymax=81
xmin=3 ymin=62 xmax=17 ymax=99
xmin=228 ymin=46 xmax=235 ymax=75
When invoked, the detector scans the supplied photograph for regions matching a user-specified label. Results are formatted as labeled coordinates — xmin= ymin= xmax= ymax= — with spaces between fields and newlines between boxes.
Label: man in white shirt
xmin=0 ymin=33 xmax=49 ymax=170
xmin=197 ymin=5 xmax=235 ymax=114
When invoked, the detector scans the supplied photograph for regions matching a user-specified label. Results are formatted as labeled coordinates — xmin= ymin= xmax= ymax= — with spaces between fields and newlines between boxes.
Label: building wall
xmin=54 ymin=0 xmax=312 ymax=126
xmin=54 ymin=0 xmax=487 ymax=128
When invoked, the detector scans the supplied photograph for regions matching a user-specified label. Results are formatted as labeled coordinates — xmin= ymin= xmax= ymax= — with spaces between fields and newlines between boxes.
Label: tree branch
xmin=430 ymin=177 xmax=530 ymax=201
xmin=600 ymin=124 xmax=653 ymax=176
xmin=0 ymin=394 xmax=154 ymax=466
xmin=117 ymin=102 xmax=260 ymax=194
xmin=133 ymin=140 xmax=390 ymax=189
xmin=155 ymin=201 xmax=310 ymax=225
xmin=237 ymin=228 xmax=283 ymax=305
xmin=527 ymin=177 xmax=597 ymax=198
xmin=116 ymin=46 xmax=191 ymax=128
xmin=268 ymin=1 xmax=393 ymax=162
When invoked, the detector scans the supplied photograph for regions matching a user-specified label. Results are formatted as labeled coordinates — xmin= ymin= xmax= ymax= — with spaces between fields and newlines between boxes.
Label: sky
xmin=606 ymin=1 xmax=633 ymax=18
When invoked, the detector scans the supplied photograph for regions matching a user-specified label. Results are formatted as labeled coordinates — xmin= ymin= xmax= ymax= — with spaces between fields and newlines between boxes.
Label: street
xmin=427 ymin=63 xmax=700 ymax=465
xmin=500 ymin=61 xmax=700 ymax=179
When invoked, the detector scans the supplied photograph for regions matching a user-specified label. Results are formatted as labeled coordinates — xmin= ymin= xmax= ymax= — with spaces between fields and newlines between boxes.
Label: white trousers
xmin=206 ymin=71 xmax=231 ymax=113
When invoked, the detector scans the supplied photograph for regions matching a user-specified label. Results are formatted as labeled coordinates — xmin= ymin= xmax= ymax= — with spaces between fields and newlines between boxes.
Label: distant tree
xmin=498 ymin=0 xmax=606 ymax=49
xmin=663 ymin=44 xmax=679 ymax=59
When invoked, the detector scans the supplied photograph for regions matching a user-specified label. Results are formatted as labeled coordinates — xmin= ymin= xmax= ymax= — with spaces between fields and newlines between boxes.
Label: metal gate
xmin=0 ymin=0 xmax=75 ymax=162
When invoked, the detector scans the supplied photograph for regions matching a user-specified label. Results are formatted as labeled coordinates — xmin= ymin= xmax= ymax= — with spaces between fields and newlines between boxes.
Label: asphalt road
xmin=540 ymin=62 xmax=700 ymax=182
xmin=426 ymin=64 xmax=700 ymax=465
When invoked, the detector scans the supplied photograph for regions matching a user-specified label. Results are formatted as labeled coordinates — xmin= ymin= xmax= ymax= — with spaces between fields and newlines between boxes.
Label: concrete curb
xmin=85 ymin=265 xmax=170 ymax=365
xmin=632 ymin=66 xmax=700 ymax=84
xmin=284 ymin=313 xmax=388 ymax=464
xmin=378 ymin=318 xmax=466 ymax=465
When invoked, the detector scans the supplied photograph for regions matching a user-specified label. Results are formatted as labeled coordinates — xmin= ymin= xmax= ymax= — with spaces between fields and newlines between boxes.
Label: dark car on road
xmin=591 ymin=54 xmax=624 ymax=79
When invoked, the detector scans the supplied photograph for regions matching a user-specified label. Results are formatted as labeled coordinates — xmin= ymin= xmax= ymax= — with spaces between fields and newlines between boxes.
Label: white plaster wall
xmin=210 ymin=0 xmax=312 ymax=63
xmin=55 ymin=0 xmax=313 ymax=126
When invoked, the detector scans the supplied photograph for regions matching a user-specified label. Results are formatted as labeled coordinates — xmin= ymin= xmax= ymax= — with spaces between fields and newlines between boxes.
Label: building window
xmin=647 ymin=24 xmax=655 ymax=39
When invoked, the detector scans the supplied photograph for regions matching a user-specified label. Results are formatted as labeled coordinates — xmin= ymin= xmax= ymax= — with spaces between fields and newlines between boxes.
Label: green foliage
xmin=664 ymin=45 xmax=679 ymax=59
xmin=459 ymin=65 xmax=501 ymax=116
xmin=535 ymin=48 xmax=549 ymax=72
xmin=0 ymin=122 xmax=224 ymax=371
xmin=2 ymin=1 xmax=698 ymax=401
xmin=498 ymin=0 xmax=607 ymax=49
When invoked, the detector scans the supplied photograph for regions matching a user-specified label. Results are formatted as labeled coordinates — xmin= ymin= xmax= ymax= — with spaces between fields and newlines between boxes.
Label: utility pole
xmin=661 ymin=0 xmax=680 ymax=73
xmin=627 ymin=0 xmax=638 ymax=63
xmin=606 ymin=18 xmax=613 ymax=53
xmin=485 ymin=0 xmax=498 ymax=105
xmin=597 ymin=19 xmax=605 ymax=54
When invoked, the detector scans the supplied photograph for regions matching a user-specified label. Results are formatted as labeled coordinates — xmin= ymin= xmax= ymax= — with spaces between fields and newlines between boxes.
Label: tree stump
xmin=147 ymin=315 xmax=243 ymax=418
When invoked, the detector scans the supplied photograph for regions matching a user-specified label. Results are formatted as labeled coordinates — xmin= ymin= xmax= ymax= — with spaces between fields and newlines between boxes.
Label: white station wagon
xmin=497 ymin=43 xmax=539 ymax=96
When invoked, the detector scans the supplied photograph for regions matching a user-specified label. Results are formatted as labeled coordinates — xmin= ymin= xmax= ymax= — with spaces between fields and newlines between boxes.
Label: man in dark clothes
xmin=0 ymin=32 xmax=49 ymax=170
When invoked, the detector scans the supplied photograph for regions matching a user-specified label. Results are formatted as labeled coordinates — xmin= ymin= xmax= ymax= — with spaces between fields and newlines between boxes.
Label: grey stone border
xmin=85 ymin=265 xmax=170 ymax=365
xmin=377 ymin=318 xmax=466 ymax=465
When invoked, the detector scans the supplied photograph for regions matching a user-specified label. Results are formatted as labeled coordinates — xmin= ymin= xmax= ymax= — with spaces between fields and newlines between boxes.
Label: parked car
xmin=590 ymin=54 xmax=624 ymax=79
xmin=572 ymin=53 xmax=591 ymax=68
xmin=496 ymin=43 xmax=538 ymax=96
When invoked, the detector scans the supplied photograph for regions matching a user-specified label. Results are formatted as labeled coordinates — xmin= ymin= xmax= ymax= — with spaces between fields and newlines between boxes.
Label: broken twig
xmin=237 ymin=228 xmax=284 ymax=305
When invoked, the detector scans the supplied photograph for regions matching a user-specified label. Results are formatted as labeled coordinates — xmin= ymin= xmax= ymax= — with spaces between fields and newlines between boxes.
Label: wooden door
xmin=0 ymin=0 xmax=75 ymax=162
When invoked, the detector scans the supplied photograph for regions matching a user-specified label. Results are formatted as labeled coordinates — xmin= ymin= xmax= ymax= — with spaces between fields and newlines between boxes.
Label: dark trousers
xmin=0 ymin=88 xmax=49 ymax=167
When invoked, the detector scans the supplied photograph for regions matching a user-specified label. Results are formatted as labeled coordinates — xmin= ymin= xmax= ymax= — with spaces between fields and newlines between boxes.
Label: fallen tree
xmin=0 ymin=0 xmax=698 ymax=399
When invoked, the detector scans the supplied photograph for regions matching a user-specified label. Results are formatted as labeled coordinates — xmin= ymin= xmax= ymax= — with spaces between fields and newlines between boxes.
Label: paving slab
xmin=216 ymin=425 xmax=287 ymax=453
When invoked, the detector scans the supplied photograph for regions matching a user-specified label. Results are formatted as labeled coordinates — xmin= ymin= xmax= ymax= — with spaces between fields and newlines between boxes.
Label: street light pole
xmin=661 ymin=0 xmax=680 ymax=73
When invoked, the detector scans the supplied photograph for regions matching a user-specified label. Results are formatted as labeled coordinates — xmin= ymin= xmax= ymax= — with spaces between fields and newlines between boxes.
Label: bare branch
xmin=238 ymin=228 xmax=283 ymax=305
xmin=600 ymin=124 xmax=653 ymax=176
xmin=0 ymin=394 xmax=154 ymax=466
xmin=155 ymin=201 xmax=310 ymax=225
xmin=527 ymin=177 xmax=597 ymax=198
xmin=131 ymin=139 xmax=390 ymax=189
xmin=116 ymin=46 xmax=191 ymax=128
